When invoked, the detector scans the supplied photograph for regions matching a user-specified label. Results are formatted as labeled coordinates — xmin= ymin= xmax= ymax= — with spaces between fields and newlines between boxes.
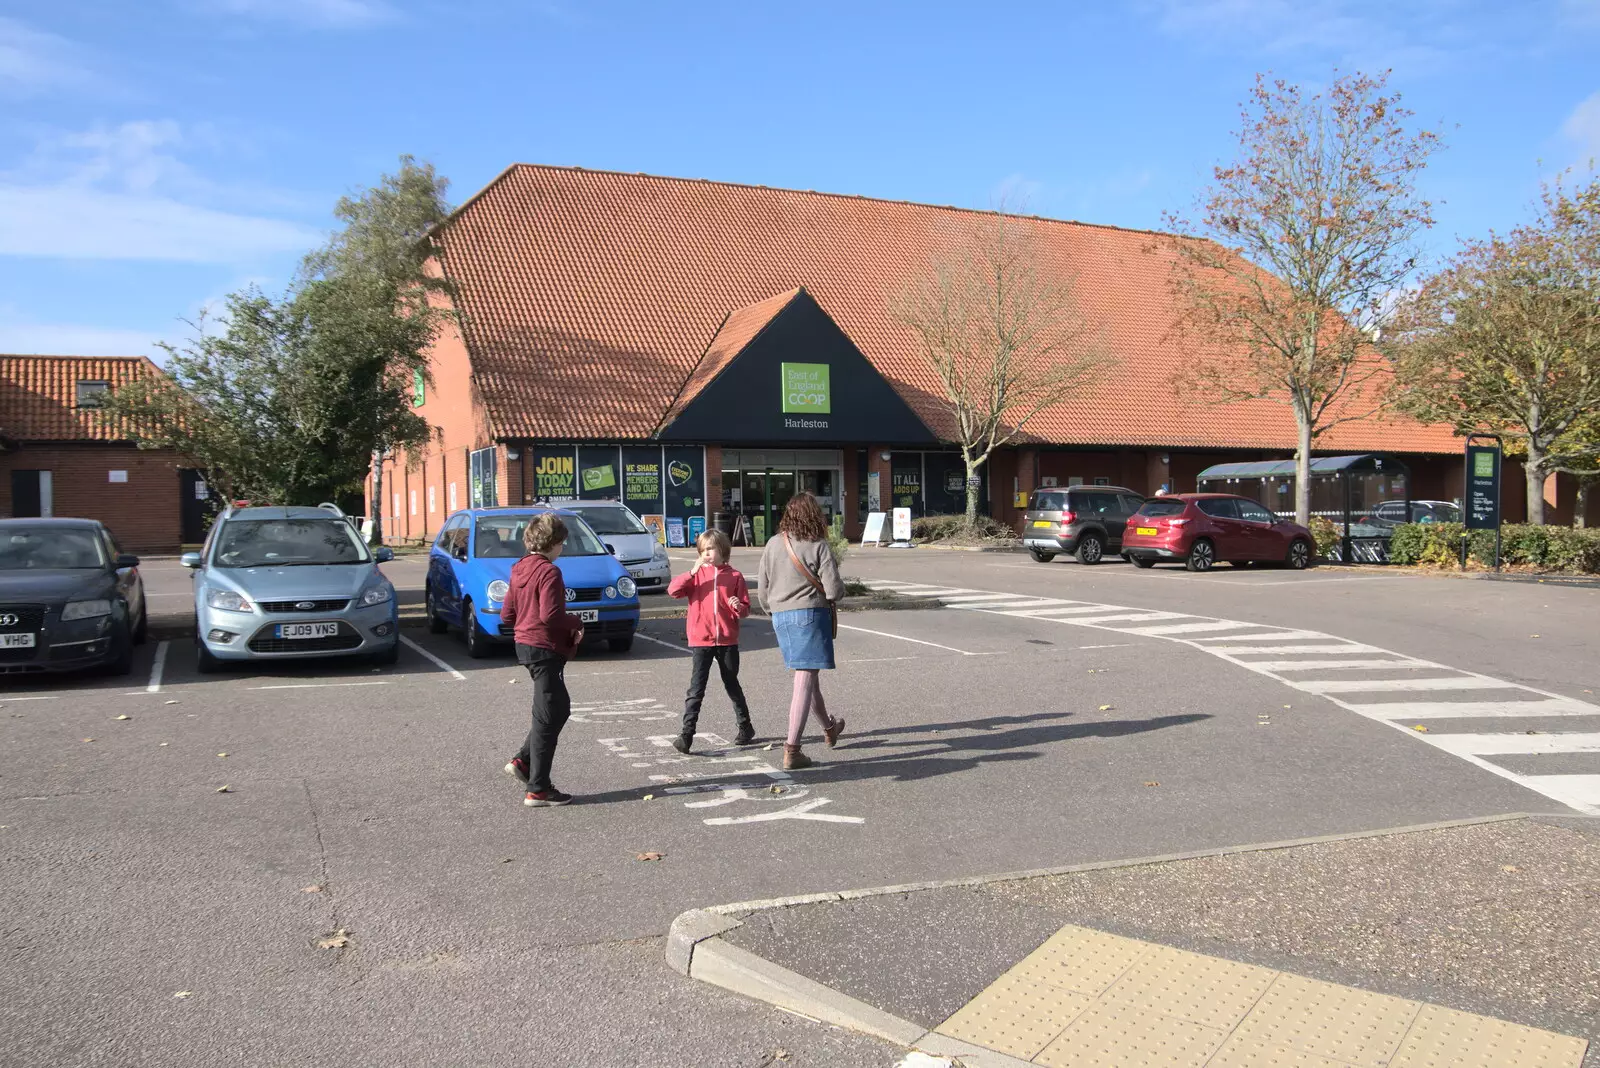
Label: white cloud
xmin=0 ymin=119 xmax=321 ymax=263
xmin=0 ymin=16 xmax=102 ymax=97
xmin=1561 ymin=91 xmax=1600 ymax=161
xmin=200 ymin=0 xmax=396 ymax=27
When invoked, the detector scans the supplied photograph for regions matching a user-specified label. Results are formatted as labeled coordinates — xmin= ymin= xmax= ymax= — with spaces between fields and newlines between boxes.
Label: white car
xmin=560 ymin=501 xmax=672 ymax=593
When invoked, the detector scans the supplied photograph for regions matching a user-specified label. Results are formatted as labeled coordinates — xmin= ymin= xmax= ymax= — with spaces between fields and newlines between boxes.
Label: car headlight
xmin=206 ymin=588 xmax=253 ymax=612
xmin=61 ymin=599 xmax=112 ymax=621
xmin=360 ymin=585 xmax=393 ymax=606
xmin=616 ymin=576 xmax=637 ymax=598
xmin=651 ymin=543 xmax=668 ymax=562
xmin=487 ymin=579 xmax=510 ymax=603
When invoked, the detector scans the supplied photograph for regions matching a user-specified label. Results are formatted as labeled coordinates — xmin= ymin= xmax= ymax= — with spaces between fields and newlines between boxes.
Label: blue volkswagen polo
xmin=425 ymin=507 xmax=640 ymax=657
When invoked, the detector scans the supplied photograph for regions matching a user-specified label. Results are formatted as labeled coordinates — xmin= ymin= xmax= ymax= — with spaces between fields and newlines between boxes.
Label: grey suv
xmin=1021 ymin=486 xmax=1145 ymax=564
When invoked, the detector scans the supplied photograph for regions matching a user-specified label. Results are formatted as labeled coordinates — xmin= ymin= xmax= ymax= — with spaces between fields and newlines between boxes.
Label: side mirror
xmin=605 ymin=543 xmax=618 ymax=556
xmin=115 ymin=554 xmax=141 ymax=569
xmin=374 ymin=547 xmax=395 ymax=563
xmin=180 ymin=552 xmax=202 ymax=569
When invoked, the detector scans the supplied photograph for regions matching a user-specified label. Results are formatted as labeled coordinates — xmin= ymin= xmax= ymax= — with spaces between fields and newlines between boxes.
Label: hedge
xmin=1386 ymin=522 xmax=1600 ymax=573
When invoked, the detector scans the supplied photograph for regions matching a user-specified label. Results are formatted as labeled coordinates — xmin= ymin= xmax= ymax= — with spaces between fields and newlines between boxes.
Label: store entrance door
xmin=741 ymin=469 xmax=795 ymax=544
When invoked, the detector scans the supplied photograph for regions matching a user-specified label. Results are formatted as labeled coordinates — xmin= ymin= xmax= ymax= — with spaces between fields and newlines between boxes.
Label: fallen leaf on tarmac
xmin=635 ymin=852 xmax=665 ymax=862
xmin=1531 ymin=634 xmax=1540 ymax=638
xmin=763 ymin=743 xmax=775 ymax=751
xmin=315 ymin=929 xmax=350 ymax=950
xmin=771 ymin=1050 xmax=790 ymax=1061
xmin=769 ymin=785 xmax=787 ymax=795
xmin=1283 ymin=705 xmax=1292 ymax=709
xmin=216 ymin=785 xmax=233 ymax=793
xmin=1143 ymin=781 xmax=1160 ymax=787
xmin=1526 ymin=730 xmax=1542 ymax=735
xmin=158 ymin=742 xmax=169 ymax=747
xmin=217 ymin=752 xmax=228 ymax=758
xmin=1412 ymin=725 xmax=1429 ymax=732
xmin=1098 ymin=704 xmax=1114 ymax=711
xmin=508 ymin=678 xmax=518 ymax=684
xmin=642 ymin=794 xmax=654 ymax=801
xmin=165 ymin=700 xmax=177 ymax=705
xmin=115 ymin=715 xmax=131 ymax=721
xmin=500 ymin=858 xmax=514 ymax=864
xmin=173 ymin=991 xmax=193 ymax=999
xmin=1501 ymin=865 xmax=1520 ymax=873
xmin=302 ymin=885 xmax=323 ymax=893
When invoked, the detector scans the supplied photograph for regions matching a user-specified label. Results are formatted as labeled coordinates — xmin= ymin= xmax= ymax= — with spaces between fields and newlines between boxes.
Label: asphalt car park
xmin=5 ymin=546 xmax=1598 ymax=1067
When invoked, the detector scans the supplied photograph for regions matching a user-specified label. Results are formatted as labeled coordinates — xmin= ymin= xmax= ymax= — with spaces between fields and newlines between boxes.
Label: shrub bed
xmin=910 ymin=514 xmax=1018 ymax=543
xmin=1386 ymin=522 xmax=1600 ymax=573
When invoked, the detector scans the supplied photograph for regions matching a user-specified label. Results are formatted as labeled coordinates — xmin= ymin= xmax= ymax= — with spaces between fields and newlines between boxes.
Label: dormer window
xmin=77 ymin=380 xmax=111 ymax=408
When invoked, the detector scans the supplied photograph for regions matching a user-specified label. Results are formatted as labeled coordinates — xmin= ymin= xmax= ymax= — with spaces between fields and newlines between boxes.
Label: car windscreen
xmin=473 ymin=515 xmax=609 ymax=558
xmin=1029 ymin=491 xmax=1069 ymax=511
xmin=0 ymin=528 xmax=107 ymax=570
xmin=1137 ymin=499 xmax=1187 ymax=517
xmin=213 ymin=519 xmax=370 ymax=567
xmin=566 ymin=506 xmax=648 ymax=536
xmin=1416 ymin=502 xmax=1461 ymax=523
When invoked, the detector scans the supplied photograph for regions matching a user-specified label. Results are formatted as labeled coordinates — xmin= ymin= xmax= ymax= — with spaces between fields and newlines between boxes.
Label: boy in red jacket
xmin=500 ymin=513 xmax=584 ymax=806
xmin=667 ymin=529 xmax=754 ymax=753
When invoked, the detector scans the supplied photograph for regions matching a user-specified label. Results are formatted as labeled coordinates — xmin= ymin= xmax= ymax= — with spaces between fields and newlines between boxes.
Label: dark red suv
xmin=1120 ymin=494 xmax=1315 ymax=572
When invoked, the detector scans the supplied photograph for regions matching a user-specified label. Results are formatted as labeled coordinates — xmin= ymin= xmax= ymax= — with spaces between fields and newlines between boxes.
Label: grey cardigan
xmin=758 ymin=534 xmax=846 ymax=613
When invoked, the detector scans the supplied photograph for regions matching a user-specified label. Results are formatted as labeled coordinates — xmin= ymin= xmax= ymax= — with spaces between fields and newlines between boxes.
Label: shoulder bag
xmin=783 ymin=534 xmax=838 ymax=638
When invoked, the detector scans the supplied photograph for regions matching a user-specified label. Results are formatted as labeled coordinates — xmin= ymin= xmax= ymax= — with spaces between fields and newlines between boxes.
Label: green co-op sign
xmin=781 ymin=363 xmax=830 ymax=414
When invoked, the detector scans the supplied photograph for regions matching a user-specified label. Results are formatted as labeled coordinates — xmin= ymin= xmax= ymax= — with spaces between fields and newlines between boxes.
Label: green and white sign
xmin=781 ymin=362 xmax=830 ymax=414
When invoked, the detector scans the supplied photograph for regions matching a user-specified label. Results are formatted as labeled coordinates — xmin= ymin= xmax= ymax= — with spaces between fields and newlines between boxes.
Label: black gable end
xmin=658 ymin=289 xmax=935 ymax=445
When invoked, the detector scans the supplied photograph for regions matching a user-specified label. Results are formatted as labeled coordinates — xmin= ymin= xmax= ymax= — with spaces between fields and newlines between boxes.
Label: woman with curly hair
xmin=758 ymin=492 xmax=847 ymax=769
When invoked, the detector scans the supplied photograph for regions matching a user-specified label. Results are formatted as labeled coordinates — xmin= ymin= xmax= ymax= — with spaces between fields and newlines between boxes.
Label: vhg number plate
xmin=1 ymin=632 xmax=36 ymax=648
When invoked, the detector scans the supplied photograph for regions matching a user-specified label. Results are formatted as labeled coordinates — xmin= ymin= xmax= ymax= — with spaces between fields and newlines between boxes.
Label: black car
xmin=0 ymin=518 xmax=148 ymax=675
xmin=1019 ymin=485 xmax=1147 ymax=564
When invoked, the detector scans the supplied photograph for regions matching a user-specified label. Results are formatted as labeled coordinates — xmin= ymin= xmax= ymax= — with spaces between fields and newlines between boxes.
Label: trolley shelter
xmin=1197 ymin=455 xmax=1413 ymax=563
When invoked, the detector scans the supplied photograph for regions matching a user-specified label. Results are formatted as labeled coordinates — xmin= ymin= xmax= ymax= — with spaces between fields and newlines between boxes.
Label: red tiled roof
xmin=436 ymin=165 xmax=1459 ymax=453
xmin=0 ymin=354 xmax=162 ymax=442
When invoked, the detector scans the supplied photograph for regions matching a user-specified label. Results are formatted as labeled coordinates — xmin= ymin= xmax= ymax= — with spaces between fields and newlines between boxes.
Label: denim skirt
xmin=772 ymin=607 xmax=835 ymax=670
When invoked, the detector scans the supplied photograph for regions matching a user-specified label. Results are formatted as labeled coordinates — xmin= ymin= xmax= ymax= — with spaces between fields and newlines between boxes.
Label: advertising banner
xmin=666 ymin=517 xmax=686 ymax=548
xmin=578 ymin=446 xmax=621 ymax=501
xmin=641 ymin=514 xmax=666 ymax=545
xmin=1465 ymin=443 xmax=1501 ymax=531
xmin=621 ymin=447 xmax=664 ymax=515
xmin=687 ymin=516 xmax=707 ymax=544
xmin=662 ymin=446 xmax=706 ymax=522
xmin=530 ymin=447 xmax=577 ymax=502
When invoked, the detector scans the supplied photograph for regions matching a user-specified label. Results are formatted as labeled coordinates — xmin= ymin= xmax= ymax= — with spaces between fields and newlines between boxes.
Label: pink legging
xmin=787 ymin=669 xmax=835 ymax=745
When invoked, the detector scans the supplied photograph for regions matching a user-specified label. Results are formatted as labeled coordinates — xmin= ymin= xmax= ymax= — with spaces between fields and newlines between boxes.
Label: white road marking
xmin=860 ymin=578 xmax=1600 ymax=815
xmin=0 ymin=694 xmax=60 ymax=702
xmin=1077 ymin=644 xmax=1134 ymax=650
xmin=1425 ymin=733 xmax=1600 ymax=757
xmin=835 ymin=623 xmax=977 ymax=656
xmin=702 ymin=798 xmax=865 ymax=825
xmin=247 ymin=681 xmax=392 ymax=690
xmin=146 ymin=640 xmax=169 ymax=693
xmin=634 ymin=632 xmax=690 ymax=652
xmin=842 ymin=656 xmax=923 ymax=663
xmin=398 ymin=635 xmax=466 ymax=680
xmin=950 ymin=598 xmax=1069 ymax=610
xmin=932 ymin=592 xmax=1035 ymax=603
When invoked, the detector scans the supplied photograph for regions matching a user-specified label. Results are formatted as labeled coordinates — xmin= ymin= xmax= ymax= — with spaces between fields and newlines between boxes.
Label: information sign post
xmin=1463 ymin=434 xmax=1502 ymax=571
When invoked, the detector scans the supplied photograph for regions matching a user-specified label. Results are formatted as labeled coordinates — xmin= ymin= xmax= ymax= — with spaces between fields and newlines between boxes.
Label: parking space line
xmin=398 ymin=635 xmax=466 ymax=680
xmin=0 ymin=694 xmax=60 ymax=702
xmin=635 ymin=632 xmax=690 ymax=653
xmin=836 ymin=622 xmax=977 ymax=656
xmin=146 ymin=640 xmax=169 ymax=693
xmin=247 ymin=681 xmax=392 ymax=690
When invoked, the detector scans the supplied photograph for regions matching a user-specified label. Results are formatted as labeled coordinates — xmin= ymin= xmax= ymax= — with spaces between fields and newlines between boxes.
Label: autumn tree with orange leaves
xmin=1165 ymin=72 xmax=1442 ymax=526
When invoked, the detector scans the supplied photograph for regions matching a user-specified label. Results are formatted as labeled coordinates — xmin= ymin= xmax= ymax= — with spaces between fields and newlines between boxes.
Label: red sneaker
xmin=524 ymin=789 xmax=572 ymax=807
xmin=505 ymin=757 xmax=529 ymax=785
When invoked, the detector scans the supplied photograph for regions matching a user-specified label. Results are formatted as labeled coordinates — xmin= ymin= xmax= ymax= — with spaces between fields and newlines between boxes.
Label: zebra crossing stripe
xmin=953 ymin=598 xmax=1070 ymax=610
xmin=1051 ymin=611 xmax=1191 ymax=625
xmin=1356 ymin=698 xmax=1598 ymax=719
xmin=895 ymin=587 xmax=979 ymax=598
xmin=1188 ymin=630 xmax=1334 ymax=642
xmin=1207 ymin=643 xmax=1389 ymax=655
xmin=1122 ymin=621 xmax=1267 ymax=636
xmin=1004 ymin=604 xmax=1124 ymax=617
xmin=1424 ymin=732 xmax=1600 ymax=757
xmin=934 ymin=592 xmax=1036 ymax=603
xmin=1516 ymin=775 xmax=1600 ymax=810
xmin=1241 ymin=659 xmax=1427 ymax=673
xmin=1299 ymin=676 xmax=1522 ymax=695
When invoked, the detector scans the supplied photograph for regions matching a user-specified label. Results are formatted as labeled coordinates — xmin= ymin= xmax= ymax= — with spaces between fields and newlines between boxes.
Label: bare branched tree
xmin=1164 ymin=71 xmax=1442 ymax=525
xmin=894 ymin=212 xmax=1106 ymax=525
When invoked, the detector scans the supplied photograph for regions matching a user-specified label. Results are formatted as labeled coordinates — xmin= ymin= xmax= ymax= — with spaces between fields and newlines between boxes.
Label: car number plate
xmin=577 ymin=609 xmax=599 ymax=623
xmin=1135 ymin=526 xmax=1159 ymax=536
xmin=1031 ymin=520 xmax=1053 ymax=528
xmin=1 ymin=632 xmax=36 ymax=648
xmin=627 ymin=567 xmax=645 ymax=577
xmin=276 ymin=622 xmax=340 ymax=639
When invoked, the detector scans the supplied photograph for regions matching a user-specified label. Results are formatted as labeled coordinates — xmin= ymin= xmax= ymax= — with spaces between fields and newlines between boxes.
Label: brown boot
xmin=823 ymin=717 xmax=847 ymax=749
xmin=783 ymin=744 xmax=813 ymax=770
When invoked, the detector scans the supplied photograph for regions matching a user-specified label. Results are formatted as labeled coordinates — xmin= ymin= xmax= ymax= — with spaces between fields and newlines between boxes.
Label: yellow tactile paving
xmin=1230 ymin=973 xmax=1421 ymax=1066
xmin=1034 ymin=1002 xmax=1229 ymax=1068
xmin=933 ymin=922 xmax=1590 ymax=1068
xmin=1389 ymin=1004 xmax=1591 ymax=1068
xmin=1101 ymin=944 xmax=1278 ymax=1030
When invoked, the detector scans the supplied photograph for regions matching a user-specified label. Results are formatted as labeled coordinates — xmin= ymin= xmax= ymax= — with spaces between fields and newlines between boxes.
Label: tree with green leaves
xmin=106 ymin=157 xmax=452 ymax=535
xmin=1165 ymin=71 xmax=1442 ymax=526
xmin=1391 ymin=174 xmax=1600 ymax=525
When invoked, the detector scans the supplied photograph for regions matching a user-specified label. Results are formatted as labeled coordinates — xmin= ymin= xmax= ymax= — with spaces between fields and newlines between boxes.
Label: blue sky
xmin=2 ymin=0 xmax=1597 ymax=358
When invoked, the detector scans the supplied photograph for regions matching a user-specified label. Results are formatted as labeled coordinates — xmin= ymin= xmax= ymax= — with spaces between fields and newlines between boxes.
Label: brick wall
xmin=0 ymin=444 xmax=183 ymax=552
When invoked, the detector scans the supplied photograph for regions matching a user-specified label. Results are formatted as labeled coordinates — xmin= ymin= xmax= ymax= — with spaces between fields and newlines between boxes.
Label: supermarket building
xmin=370 ymin=164 xmax=1587 ymax=545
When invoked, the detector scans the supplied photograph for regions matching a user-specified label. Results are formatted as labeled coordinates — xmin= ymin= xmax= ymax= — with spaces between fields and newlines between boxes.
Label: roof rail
xmin=316 ymin=502 xmax=346 ymax=518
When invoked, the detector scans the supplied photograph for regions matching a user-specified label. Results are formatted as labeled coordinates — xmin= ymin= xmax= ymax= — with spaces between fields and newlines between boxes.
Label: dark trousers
xmin=515 ymin=645 xmax=571 ymax=793
xmin=682 ymin=645 xmax=752 ymax=738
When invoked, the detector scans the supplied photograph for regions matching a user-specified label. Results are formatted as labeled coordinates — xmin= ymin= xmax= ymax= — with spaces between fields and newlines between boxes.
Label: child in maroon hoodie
xmin=666 ymin=529 xmax=754 ymax=753
xmin=500 ymin=513 xmax=584 ymax=806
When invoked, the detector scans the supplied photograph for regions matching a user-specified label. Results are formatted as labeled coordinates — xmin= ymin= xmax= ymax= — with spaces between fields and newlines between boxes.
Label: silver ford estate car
xmin=183 ymin=503 xmax=398 ymax=673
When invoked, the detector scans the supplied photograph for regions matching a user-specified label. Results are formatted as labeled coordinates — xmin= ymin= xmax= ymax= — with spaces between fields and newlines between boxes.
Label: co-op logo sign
xmin=781 ymin=363 xmax=830 ymax=429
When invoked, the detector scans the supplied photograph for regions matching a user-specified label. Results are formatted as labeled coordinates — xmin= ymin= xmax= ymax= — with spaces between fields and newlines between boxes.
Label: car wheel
xmin=371 ymin=641 xmax=400 ymax=665
xmin=463 ymin=600 xmax=491 ymax=659
xmin=1186 ymin=539 xmax=1216 ymax=572
xmin=132 ymin=602 xmax=149 ymax=645
xmin=1028 ymin=547 xmax=1057 ymax=563
xmin=105 ymin=624 xmax=135 ymax=676
xmin=1076 ymin=534 xmax=1104 ymax=565
xmin=1286 ymin=539 xmax=1313 ymax=570
xmin=1130 ymin=556 xmax=1156 ymax=569
xmin=195 ymin=639 xmax=222 ymax=674
xmin=608 ymin=636 xmax=635 ymax=653
xmin=425 ymin=585 xmax=449 ymax=634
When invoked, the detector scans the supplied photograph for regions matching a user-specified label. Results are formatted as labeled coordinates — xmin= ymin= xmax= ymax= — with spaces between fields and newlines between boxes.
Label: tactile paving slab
xmin=1100 ymin=944 xmax=1277 ymax=1030
xmin=1033 ymin=1001 xmax=1229 ymax=1068
xmin=1011 ymin=924 xmax=1151 ymax=997
xmin=939 ymin=973 xmax=1093 ymax=1061
xmin=1388 ymin=1003 xmax=1590 ymax=1068
xmin=1230 ymin=973 xmax=1421 ymax=1066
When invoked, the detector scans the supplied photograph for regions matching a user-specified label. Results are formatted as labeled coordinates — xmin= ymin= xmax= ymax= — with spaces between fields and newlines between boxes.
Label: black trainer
xmin=733 ymin=728 xmax=757 ymax=746
xmin=671 ymin=735 xmax=692 ymax=754
xmin=524 ymin=789 xmax=572 ymax=807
